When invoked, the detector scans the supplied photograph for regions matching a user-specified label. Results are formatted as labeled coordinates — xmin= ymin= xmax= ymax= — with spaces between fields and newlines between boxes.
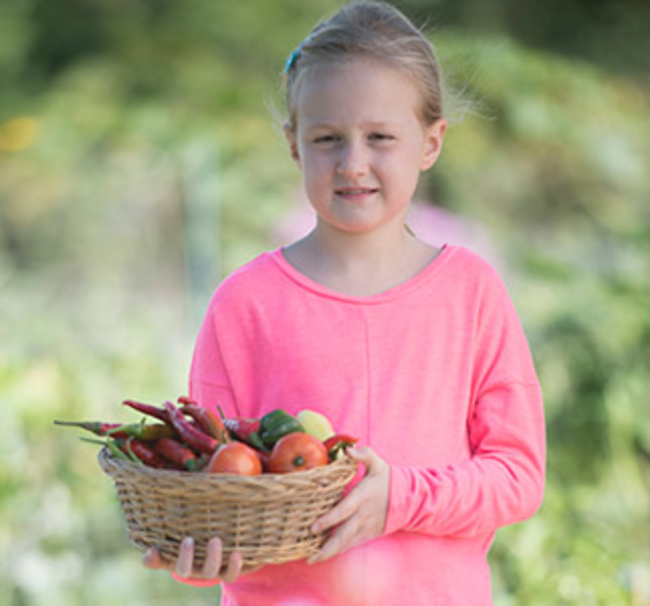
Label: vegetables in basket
xmin=55 ymin=398 xmax=358 ymax=475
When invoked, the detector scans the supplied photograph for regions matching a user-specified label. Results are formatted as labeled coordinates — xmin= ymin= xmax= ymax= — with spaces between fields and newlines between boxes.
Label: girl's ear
xmin=284 ymin=124 xmax=302 ymax=166
xmin=420 ymin=118 xmax=447 ymax=171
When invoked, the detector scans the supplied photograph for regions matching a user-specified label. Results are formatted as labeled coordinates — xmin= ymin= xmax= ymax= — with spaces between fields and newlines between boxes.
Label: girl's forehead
xmin=298 ymin=57 xmax=412 ymax=91
xmin=294 ymin=58 xmax=422 ymax=121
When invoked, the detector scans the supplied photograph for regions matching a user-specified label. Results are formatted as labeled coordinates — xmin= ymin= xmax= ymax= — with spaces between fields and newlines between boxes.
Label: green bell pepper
xmin=259 ymin=409 xmax=305 ymax=448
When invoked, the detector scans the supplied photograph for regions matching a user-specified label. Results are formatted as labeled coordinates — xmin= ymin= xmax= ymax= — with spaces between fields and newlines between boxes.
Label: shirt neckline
xmin=268 ymin=243 xmax=456 ymax=304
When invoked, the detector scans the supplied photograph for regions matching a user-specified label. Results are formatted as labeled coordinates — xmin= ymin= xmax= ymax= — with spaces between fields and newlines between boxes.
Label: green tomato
xmin=296 ymin=410 xmax=335 ymax=442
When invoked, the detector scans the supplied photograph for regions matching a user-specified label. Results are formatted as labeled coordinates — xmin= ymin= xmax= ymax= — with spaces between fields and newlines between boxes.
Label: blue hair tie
xmin=284 ymin=40 xmax=307 ymax=74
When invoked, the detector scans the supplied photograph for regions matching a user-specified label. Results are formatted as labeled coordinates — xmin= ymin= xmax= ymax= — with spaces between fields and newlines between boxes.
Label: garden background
xmin=1 ymin=0 xmax=649 ymax=604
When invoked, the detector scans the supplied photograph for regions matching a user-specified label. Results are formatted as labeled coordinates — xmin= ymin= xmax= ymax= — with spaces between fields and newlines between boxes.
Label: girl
xmin=144 ymin=2 xmax=546 ymax=604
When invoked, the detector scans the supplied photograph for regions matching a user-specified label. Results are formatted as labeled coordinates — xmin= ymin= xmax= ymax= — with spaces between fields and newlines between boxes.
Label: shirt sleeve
xmin=384 ymin=380 xmax=545 ymax=537
xmin=187 ymin=292 xmax=239 ymax=416
xmin=170 ymin=572 xmax=221 ymax=588
xmin=383 ymin=267 xmax=546 ymax=538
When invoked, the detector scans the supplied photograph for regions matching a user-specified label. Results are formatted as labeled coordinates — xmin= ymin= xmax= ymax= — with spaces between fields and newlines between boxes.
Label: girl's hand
xmin=142 ymin=536 xmax=245 ymax=583
xmin=307 ymin=446 xmax=390 ymax=564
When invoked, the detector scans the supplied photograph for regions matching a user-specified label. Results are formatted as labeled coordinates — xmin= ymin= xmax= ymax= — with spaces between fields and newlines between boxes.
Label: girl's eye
xmin=314 ymin=135 xmax=339 ymax=144
xmin=369 ymin=133 xmax=394 ymax=142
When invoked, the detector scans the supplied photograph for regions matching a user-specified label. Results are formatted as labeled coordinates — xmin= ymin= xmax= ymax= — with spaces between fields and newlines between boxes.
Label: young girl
xmin=143 ymin=2 xmax=546 ymax=604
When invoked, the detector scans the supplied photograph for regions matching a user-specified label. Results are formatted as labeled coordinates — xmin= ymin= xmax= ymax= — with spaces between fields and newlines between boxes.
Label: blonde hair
xmin=283 ymin=1 xmax=444 ymax=132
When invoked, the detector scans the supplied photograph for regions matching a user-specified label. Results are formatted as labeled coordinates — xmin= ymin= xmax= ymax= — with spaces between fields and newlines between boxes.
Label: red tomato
xmin=207 ymin=442 xmax=262 ymax=475
xmin=267 ymin=432 xmax=328 ymax=473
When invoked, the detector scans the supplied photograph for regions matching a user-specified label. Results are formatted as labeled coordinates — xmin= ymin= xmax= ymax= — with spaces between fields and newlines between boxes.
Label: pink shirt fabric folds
xmin=183 ymin=244 xmax=546 ymax=605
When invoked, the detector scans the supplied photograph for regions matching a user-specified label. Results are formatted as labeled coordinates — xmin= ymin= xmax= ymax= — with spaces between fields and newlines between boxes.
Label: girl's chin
xmin=318 ymin=216 xmax=406 ymax=237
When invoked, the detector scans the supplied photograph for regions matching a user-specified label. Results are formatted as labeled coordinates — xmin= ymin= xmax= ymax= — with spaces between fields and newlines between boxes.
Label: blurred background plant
xmin=1 ymin=0 xmax=648 ymax=604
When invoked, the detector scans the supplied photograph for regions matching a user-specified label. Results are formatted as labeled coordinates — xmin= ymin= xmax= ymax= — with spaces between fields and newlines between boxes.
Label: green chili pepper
xmin=105 ymin=437 xmax=133 ymax=462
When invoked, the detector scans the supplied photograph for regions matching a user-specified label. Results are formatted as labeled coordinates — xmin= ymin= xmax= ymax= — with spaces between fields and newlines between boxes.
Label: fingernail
xmin=182 ymin=536 xmax=194 ymax=548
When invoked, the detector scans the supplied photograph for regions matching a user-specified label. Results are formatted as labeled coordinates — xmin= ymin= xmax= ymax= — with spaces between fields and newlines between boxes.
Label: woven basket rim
xmin=98 ymin=445 xmax=357 ymax=487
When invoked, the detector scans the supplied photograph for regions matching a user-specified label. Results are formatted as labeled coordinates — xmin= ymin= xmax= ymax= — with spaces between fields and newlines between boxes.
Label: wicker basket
xmin=98 ymin=447 xmax=358 ymax=572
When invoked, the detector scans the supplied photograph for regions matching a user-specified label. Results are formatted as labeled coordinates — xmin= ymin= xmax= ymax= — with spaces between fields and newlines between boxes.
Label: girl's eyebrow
xmin=303 ymin=123 xmax=336 ymax=133
xmin=304 ymin=120 xmax=405 ymax=133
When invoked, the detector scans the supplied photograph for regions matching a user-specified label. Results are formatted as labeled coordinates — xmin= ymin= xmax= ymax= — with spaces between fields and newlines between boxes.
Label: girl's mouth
xmin=335 ymin=187 xmax=379 ymax=197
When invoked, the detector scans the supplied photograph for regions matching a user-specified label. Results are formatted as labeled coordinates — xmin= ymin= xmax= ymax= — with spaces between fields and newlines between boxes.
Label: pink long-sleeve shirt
xmin=184 ymin=244 xmax=546 ymax=605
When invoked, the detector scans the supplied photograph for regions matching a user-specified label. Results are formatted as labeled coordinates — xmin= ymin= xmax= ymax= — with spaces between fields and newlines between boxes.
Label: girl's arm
xmin=310 ymin=262 xmax=546 ymax=551
xmin=384 ymin=261 xmax=546 ymax=538
xmin=308 ymin=379 xmax=544 ymax=562
xmin=384 ymin=378 xmax=545 ymax=538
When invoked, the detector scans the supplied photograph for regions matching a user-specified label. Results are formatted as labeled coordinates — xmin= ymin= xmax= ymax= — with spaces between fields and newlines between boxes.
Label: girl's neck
xmin=283 ymin=224 xmax=440 ymax=297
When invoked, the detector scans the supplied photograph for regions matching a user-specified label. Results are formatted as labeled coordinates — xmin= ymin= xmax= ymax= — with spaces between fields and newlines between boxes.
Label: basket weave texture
xmin=98 ymin=447 xmax=358 ymax=571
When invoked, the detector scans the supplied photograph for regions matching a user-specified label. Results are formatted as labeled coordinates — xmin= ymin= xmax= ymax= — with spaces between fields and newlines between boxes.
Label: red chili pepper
xmin=223 ymin=417 xmax=260 ymax=441
xmin=55 ymin=420 xmax=123 ymax=435
xmin=122 ymin=400 xmax=172 ymax=425
xmin=177 ymin=395 xmax=197 ymax=406
xmin=323 ymin=434 xmax=359 ymax=460
xmin=223 ymin=417 xmax=267 ymax=450
xmin=163 ymin=401 xmax=219 ymax=455
xmin=179 ymin=402 xmax=229 ymax=443
xmin=151 ymin=437 xmax=200 ymax=471
xmin=117 ymin=437 xmax=168 ymax=468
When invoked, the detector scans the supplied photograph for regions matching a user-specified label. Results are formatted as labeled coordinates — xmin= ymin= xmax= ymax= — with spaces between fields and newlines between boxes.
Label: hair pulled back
xmin=284 ymin=1 xmax=444 ymax=131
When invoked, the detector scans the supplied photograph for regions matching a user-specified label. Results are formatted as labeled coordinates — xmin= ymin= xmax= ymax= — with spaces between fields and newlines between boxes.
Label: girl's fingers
xmin=348 ymin=446 xmax=388 ymax=476
xmin=143 ymin=537 xmax=244 ymax=582
xmin=144 ymin=536 xmax=246 ymax=582
xmin=201 ymin=536 xmax=224 ymax=579
xmin=308 ymin=497 xmax=362 ymax=563
xmin=308 ymin=532 xmax=341 ymax=564
xmin=311 ymin=490 xmax=358 ymax=533
xmin=175 ymin=536 xmax=195 ymax=578
xmin=309 ymin=512 xmax=365 ymax=564
xmin=221 ymin=550 xmax=244 ymax=584
xmin=347 ymin=445 xmax=373 ymax=464
xmin=311 ymin=446 xmax=387 ymax=534
xmin=308 ymin=447 xmax=390 ymax=564
xmin=142 ymin=547 xmax=164 ymax=569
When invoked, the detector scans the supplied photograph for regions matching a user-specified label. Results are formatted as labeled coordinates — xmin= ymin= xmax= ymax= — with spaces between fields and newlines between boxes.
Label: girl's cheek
xmin=306 ymin=154 xmax=332 ymax=173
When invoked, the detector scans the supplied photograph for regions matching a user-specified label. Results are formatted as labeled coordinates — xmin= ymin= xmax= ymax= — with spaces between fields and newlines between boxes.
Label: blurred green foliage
xmin=1 ymin=0 xmax=649 ymax=604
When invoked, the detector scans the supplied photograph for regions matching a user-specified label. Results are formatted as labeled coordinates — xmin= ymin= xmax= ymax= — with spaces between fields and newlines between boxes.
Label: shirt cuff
xmin=171 ymin=571 xmax=222 ymax=587
xmin=382 ymin=465 xmax=411 ymax=536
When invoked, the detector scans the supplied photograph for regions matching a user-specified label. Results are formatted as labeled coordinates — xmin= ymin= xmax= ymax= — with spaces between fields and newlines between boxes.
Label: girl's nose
xmin=336 ymin=142 xmax=368 ymax=178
